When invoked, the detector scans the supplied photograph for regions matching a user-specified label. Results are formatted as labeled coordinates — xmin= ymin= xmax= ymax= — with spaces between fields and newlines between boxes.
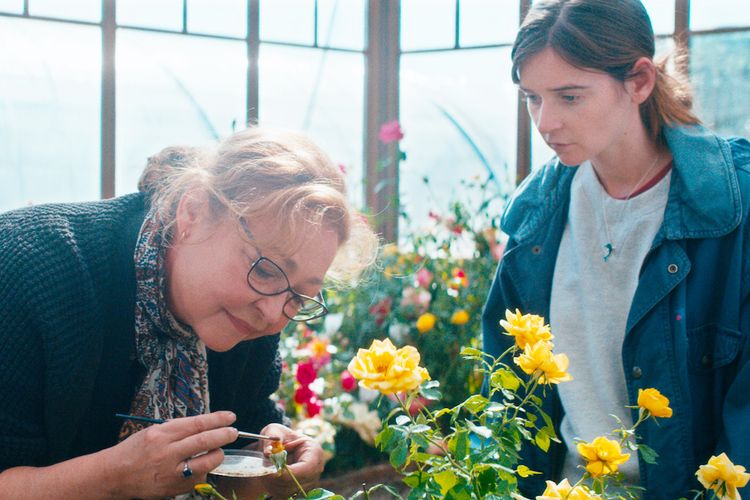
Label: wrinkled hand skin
xmin=102 ymin=411 xmax=239 ymax=499
xmin=218 ymin=423 xmax=326 ymax=499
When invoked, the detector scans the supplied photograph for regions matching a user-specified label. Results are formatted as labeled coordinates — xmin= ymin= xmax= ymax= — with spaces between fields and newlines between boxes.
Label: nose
xmin=255 ymin=293 xmax=289 ymax=323
xmin=534 ymin=102 xmax=562 ymax=137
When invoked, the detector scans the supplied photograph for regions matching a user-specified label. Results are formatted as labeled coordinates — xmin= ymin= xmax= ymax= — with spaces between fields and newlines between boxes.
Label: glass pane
xmin=0 ymin=0 xmax=23 ymax=14
xmin=116 ymin=30 xmax=247 ymax=195
xmin=117 ymin=0 xmax=183 ymax=31
xmin=29 ymin=0 xmax=101 ymax=22
xmin=691 ymin=31 xmax=750 ymax=137
xmin=259 ymin=0 xmax=314 ymax=45
xmin=187 ymin=0 xmax=247 ymax=38
xmin=690 ymin=0 xmax=750 ymax=31
xmin=401 ymin=0 xmax=456 ymax=51
xmin=317 ymin=0 xmax=365 ymax=50
xmin=258 ymin=45 xmax=364 ymax=208
xmin=641 ymin=0 xmax=674 ymax=36
xmin=400 ymin=48 xmax=516 ymax=233
xmin=0 ymin=18 xmax=100 ymax=211
xmin=459 ymin=0 xmax=519 ymax=46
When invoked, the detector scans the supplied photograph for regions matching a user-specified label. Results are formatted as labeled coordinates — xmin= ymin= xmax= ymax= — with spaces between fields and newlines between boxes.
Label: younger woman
xmin=482 ymin=1 xmax=750 ymax=497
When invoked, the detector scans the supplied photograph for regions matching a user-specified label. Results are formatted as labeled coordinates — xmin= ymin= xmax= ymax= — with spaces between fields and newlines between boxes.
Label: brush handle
xmin=115 ymin=413 xmax=280 ymax=441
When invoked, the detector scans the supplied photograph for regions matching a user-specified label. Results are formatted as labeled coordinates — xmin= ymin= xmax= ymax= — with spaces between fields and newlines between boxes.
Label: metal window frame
xmin=2 ymin=0 xmax=750 ymax=241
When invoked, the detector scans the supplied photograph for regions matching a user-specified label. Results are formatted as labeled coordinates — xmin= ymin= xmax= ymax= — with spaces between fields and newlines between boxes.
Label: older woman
xmin=0 ymin=128 xmax=377 ymax=498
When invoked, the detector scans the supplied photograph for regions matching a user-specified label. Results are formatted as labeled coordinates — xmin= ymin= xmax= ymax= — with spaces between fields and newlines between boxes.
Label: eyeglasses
xmin=246 ymin=256 xmax=328 ymax=322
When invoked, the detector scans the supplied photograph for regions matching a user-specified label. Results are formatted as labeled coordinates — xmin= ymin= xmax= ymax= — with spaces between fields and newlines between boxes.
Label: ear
xmin=625 ymin=57 xmax=657 ymax=105
xmin=174 ymin=189 xmax=210 ymax=242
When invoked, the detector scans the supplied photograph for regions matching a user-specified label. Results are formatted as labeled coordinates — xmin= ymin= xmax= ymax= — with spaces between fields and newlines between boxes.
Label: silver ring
xmin=182 ymin=459 xmax=193 ymax=478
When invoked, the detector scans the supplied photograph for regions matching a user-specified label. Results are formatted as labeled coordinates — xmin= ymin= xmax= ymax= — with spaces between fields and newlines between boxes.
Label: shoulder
xmin=0 ymin=193 xmax=146 ymax=305
xmin=501 ymin=157 xmax=576 ymax=239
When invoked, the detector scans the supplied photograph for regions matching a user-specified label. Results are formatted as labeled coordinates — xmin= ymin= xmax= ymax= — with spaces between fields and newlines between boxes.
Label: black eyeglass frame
xmin=246 ymin=256 xmax=329 ymax=322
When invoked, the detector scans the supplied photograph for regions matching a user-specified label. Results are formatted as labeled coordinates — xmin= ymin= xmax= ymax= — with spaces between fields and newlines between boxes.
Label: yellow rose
xmin=500 ymin=309 xmax=553 ymax=349
xmin=536 ymin=479 xmax=602 ymax=500
xmin=513 ymin=341 xmax=572 ymax=384
xmin=450 ymin=309 xmax=470 ymax=325
xmin=416 ymin=312 xmax=437 ymax=333
xmin=637 ymin=388 xmax=673 ymax=418
xmin=347 ymin=338 xmax=430 ymax=395
xmin=696 ymin=453 xmax=750 ymax=500
xmin=577 ymin=436 xmax=630 ymax=478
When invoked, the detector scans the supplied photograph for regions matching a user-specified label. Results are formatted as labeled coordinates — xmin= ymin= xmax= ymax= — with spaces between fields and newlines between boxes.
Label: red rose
xmin=306 ymin=397 xmax=323 ymax=417
xmin=294 ymin=385 xmax=315 ymax=405
xmin=296 ymin=360 xmax=317 ymax=385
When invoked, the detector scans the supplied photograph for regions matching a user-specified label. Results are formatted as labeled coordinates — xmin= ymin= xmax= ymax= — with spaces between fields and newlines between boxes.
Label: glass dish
xmin=210 ymin=449 xmax=277 ymax=478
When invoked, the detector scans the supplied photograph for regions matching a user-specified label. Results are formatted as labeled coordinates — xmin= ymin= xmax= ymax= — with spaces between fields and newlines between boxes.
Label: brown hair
xmin=139 ymin=127 xmax=378 ymax=282
xmin=511 ymin=0 xmax=700 ymax=143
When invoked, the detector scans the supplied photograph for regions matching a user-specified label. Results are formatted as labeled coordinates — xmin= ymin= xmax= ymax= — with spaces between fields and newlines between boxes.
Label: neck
xmin=591 ymin=129 xmax=671 ymax=199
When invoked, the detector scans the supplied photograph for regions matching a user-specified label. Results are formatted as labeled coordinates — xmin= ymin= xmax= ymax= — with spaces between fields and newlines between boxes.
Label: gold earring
xmin=181 ymin=230 xmax=189 ymax=241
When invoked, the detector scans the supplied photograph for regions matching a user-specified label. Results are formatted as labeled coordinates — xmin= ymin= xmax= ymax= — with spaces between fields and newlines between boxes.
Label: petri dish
xmin=210 ymin=449 xmax=277 ymax=478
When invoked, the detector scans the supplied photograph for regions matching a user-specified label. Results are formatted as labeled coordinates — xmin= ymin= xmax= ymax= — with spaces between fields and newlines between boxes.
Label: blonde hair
xmin=138 ymin=127 xmax=378 ymax=282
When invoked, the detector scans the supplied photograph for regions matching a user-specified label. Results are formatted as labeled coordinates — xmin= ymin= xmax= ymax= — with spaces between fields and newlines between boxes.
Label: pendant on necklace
xmin=603 ymin=243 xmax=614 ymax=262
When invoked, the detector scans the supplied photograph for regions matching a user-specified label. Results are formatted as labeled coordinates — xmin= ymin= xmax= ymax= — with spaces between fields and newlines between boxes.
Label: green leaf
xmin=463 ymin=394 xmax=489 ymax=415
xmin=490 ymin=368 xmax=521 ymax=392
xmin=535 ymin=429 xmax=551 ymax=452
xmin=409 ymin=424 xmax=431 ymax=434
xmin=390 ymin=440 xmax=409 ymax=469
xmin=460 ymin=346 xmax=483 ymax=359
xmin=305 ymin=488 xmax=344 ymax=499
xmin=396 ymin=415 xmax=411 ymax=426
xmin=420 ymin=380 xmax=442 ymax=401
xmin=434 ymin=470 xmax=459 ymax=495
xmin=452 ymin=429 xmax=469 ymax=461
xmin=467 ymin=421 xmax=493 ymax=439
xmin=403 ymin=472 xmax=422 ymax=488
xmin=638 ymin=443 xmax=659 ymax=464
xmin=375 ymin=426 xmax=393 ymax=449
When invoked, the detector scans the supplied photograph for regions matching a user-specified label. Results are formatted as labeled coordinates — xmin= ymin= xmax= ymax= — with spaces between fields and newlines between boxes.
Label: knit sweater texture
xmin=0 ymin=193 xmax=285 ymax=471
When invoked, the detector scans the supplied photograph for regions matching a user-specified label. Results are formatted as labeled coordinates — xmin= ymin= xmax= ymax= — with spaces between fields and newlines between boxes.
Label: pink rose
xmin=378 ymin=120 xmax=404 ymax=144
xmin=340 ymin=370 xmax=357 ymax=392
xmin=415 ymin=268 xmax=433 ymax=288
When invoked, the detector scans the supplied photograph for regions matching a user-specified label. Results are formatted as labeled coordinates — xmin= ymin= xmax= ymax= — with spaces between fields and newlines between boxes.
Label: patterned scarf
xmin=119 ymin=210 xmax=210 ymax=440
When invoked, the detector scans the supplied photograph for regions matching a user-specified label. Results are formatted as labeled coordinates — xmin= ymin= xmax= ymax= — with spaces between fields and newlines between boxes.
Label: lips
xmin=225 ymin=310 xmax=255 ymax=336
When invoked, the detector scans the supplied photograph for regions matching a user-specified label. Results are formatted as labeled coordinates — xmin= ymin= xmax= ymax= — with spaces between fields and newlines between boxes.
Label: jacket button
xmin=531 ymin=245 xmax=542 ymax=255
xmin=701 ymin=354 xmax=711 ymax=368
xmin=667 ymin=263 xmax=679 ymax=273
xmin=631 ymin=366 xmax=643 ymax=379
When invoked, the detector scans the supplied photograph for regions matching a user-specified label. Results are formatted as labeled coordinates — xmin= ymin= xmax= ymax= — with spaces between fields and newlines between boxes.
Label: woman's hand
xmin=102 ymin=411 xmax=239 ymax=499
xmin=258 ymin=423 xmax=325 ymax=498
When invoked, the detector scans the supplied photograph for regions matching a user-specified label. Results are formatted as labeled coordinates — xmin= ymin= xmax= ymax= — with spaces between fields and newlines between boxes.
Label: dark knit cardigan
xmin=0 ymin=193 xmax=285 ymax=471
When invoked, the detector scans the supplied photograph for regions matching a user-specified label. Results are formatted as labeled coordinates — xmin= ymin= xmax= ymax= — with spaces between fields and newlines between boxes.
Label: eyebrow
xmin=519 ymin=84 xmax=589 ymax=93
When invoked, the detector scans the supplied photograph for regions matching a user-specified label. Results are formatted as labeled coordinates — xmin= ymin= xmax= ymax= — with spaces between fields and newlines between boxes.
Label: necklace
xmin=600 ymin=152 xmax=662 ymax=262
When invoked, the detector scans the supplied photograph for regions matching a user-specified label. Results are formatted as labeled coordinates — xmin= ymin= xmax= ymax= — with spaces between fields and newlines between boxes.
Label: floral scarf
xmin=119 ymin=211 xmax=210 ymax=440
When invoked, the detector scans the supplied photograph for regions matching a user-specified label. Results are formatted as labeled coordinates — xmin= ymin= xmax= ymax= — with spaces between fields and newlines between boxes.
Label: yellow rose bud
xmin=347 ymin=338 xmax=431 ymax=395
xmin=450 ymin=309 xmax=470 ymax=325
xmin=513 ymin=341 xmax=572 ymax=385
xmin=637 ymin=388 xmax=673 ymax=418
xmin=194 ymin=483 xmax=217 ymax=496
xmin=696 ymin=453 xmax=750 ymax=500
xmin=416 ymin=312 xmax=437 ymax=333
xmin=537 ymin=478 xmax=602 ymax=500
xmin=500 ymin=308 xmax=553 ymax=349
xmin=576 ymin=436 xmax=630 ymax=478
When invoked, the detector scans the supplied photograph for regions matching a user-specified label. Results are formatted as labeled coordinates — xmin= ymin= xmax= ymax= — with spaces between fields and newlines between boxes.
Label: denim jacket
xmin=482 ymin=125 xmax=750 ymax=499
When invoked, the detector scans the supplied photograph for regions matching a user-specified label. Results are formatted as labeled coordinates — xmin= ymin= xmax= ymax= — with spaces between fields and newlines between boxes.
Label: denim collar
xmin=502 ymin=125 xmax=742 ymax=243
